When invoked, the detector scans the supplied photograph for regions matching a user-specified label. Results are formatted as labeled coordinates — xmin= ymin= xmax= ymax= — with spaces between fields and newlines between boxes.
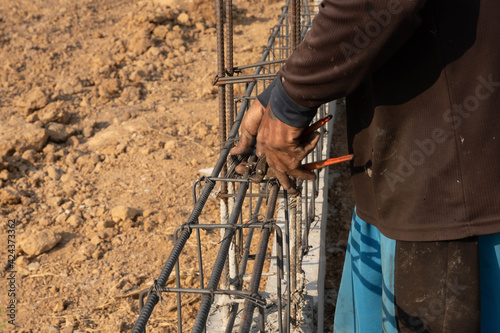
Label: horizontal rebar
xmin=213 ymin=73 xmax=277 ymax=85
xmin=234 ymin=59 xmax=286 ymax=71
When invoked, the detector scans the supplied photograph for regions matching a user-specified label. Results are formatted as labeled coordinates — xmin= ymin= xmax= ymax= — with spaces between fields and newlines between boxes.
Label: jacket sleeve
xmin=264 ymin=0 xmax=428 ymax=127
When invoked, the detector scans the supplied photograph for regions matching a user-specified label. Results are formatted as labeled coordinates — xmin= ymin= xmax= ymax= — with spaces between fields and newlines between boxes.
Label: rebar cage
xmin=132 ymin=0 xmax=330 ymax=332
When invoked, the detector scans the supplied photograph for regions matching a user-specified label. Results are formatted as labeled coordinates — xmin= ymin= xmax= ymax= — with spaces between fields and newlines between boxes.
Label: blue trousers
xmin=334 ymin=210 xmax=500 ymax=332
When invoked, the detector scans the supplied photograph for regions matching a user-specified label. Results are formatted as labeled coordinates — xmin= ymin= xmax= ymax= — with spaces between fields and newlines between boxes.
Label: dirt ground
xmin=0 ymin=0 xmax=287 ymax=331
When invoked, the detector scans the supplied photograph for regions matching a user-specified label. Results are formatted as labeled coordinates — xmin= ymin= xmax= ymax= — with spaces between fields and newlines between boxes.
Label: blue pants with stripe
xmin=334 ymin=210 xmax=500 ymax=332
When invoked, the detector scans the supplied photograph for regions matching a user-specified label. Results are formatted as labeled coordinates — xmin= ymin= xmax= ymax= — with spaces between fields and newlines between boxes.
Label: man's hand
xmin=256 ymin=104 xmax=320 ymax=189
xmin=230 ymin=99 xmax=266 ymax=156
xmin=230 ymin=99 xmax=320 ymax=188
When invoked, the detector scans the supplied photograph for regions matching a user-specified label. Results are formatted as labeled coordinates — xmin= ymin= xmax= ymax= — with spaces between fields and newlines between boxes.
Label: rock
xmin=0 ymin=169 xmax=12 ymax=181
xmin=128 ymin=29 xmax=152 ymax=55
xmin=67 ymin=214 xmax=84 ymax=228
xmin=92 ymin=248 xmax=104 ymax=259
xmin=24 ymin=86 xmax=50 ymax=114
xmin=164 ymin=140 xmax=178 ymax=151
xmin=22 ymin=149 xmax=38 ymax=163
xmin=67 ymin=136 xmax=80 ymax=146
xmin=165 ymin=30 xmax=184 ymax=49
xmin=20 ymin=124 xmax=49 ymax=152
xmin=48 ymin=196 xmax=64 ymax=207
xmin=143 ymin=219 xmax=157 ymax=231
xmin=54 ymin=212 xmax=68 ymax=225
xmin=27 ymin=261 xmax=41 ymax=271
xmin=19 ymin=229 xmax=62 ymax=256
xmin=38 ymin=216 xmax=52 ymax=227
xmin=46 ymin=166 xmax=60 ymax=180
xmin=177 ymin=13 xmax=190 ymax=25
xmin=0 ymin=117 xmax=48 ymax=155
xmin=0 ymin=186 xmax=22 ymax=205
xmin=152 ymin=25 xmax=168 ymax=40
xmin=26 ymin=112 xmax=40 ymax=123
xmin=39 ymin=102 xmax=71 ymax=124
xmin=61 ymin=200 xmax=74 ymax=210
xmin=47 ymin=123 xmax=73 ymax=143
xmin=121 ymin=219 xmax=136 ymax=231
xmin=143 ymin=209 xmax=154 ymax=218
xmin=111 ymin=206 xmax=138 ymax=222
xmin=80 ymin=243 xmax=97 ymax=258
xmin=98 ymin=78 xmax=121 ymax=98
xmin=83 ymin=126 xmax=94 ymax=138
xmin=97 ymin=220 xmax=115 ymax=230
xmin=16 ymin=256 xmax=30 ymax=268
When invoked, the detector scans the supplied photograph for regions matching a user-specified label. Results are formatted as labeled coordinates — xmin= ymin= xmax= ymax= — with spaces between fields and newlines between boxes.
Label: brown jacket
xmin=272 ymin=0 xmax=500 ymax=241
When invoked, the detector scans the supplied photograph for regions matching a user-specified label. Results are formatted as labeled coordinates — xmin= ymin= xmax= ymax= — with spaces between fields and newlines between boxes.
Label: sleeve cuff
xmin=256 ymin=77 xmax=278 ymax=107
xmin=269 ymin=75 xmax=318 ymax=127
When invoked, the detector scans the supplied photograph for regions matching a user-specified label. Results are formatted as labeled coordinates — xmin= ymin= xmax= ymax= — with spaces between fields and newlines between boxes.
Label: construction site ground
xmin=0 ymin=0 xmax=354 ymax=332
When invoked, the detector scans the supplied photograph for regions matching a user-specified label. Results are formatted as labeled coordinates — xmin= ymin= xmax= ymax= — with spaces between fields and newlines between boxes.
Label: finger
xmin=234 ymin=161 xmax=248 ymax=175
xmin=273 ymin=169 xmax=292 ymax=189
xmin=230 ymin=134 xmax=255 ymax=155
xmin=230 ymin=100 xmax=265 ymax=155
xmin=265 ymin=153 xmax=293 ymax=189
xmin=288 ymin=167 xmax=317 ymax=181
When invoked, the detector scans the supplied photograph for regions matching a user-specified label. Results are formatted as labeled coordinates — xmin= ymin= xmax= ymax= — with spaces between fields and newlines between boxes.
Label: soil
xmin=0 ymin=0 xmax=285 ymax=332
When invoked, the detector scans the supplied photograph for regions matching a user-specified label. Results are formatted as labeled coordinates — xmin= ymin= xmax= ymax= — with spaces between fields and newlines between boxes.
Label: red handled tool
xmin=303 ymin=154 xmax=354 ymax=171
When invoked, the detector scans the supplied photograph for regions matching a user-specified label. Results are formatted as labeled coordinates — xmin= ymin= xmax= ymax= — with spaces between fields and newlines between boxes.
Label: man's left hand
xmin=256 ymin=103 xmax=320 ymax=189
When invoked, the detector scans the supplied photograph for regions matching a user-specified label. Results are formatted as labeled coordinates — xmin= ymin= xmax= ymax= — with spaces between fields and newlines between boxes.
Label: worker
xmin=230 ymin=0 xmax=500 ymax=331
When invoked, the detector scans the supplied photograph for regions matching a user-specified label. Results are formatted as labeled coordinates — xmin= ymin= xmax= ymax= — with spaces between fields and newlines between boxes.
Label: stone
xmin=177 ymin=13 xmax=190 ymax=25
xmin=27 ymin=261 xmax=41 ymax=271
xmin=0 ymin=169 xmax=12 ymax=181
xmin=83 ymin=126 xmax=94 ymax=138
xmin=22 ymin=149 xmax=38 ymax=163
xmin=96 ymin=220 xmax=115 ymax=230
xmin=67 ymin=214 xmax=83 ymax=228
xmin=128 ymin=29 xmax=152 ymax=55
xmin=16 ymin=255 xmax=30 ymax=267
xmin=46 ymin=166 xmax=60 ymax=180
xmin=111 ymin=206 xmax=138 ymax=222
xmin=39 ymin=102 xmax=71 ymax=124
xmin=19 ymin=229 xmax=62 ymax=256
xmin=80 ymin=243 xmax=97 ymax=258
xmin=24 ymin=86 xmax=50 ymax=114
xmin=98 ymin=78 xmax=121 ymax=98
xmin=47 ymin=123 xmax=73 ymax=143
xmin=0 ymin=117 xmax=49 ymax=155
xmin=0 ymin=186 xmax=22 ymax=205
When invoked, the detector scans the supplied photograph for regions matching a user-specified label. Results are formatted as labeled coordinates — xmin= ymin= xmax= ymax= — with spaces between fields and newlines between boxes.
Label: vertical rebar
xmin=290 ymin=0 xmax=301 ymax=52
xmin=239 ymin=183 xmax=280 ymax=333
xmin=225 ymin=195 xmax=265 ymax=333
xmin=192 ymin=179 xmax=250 ymax=333
xmin=289 ymin=196 xmax=298 ymax=320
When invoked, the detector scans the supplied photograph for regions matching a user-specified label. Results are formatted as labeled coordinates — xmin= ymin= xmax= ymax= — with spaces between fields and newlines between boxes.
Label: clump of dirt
xmin=0 ymin=0 xmax=281 ymax=331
